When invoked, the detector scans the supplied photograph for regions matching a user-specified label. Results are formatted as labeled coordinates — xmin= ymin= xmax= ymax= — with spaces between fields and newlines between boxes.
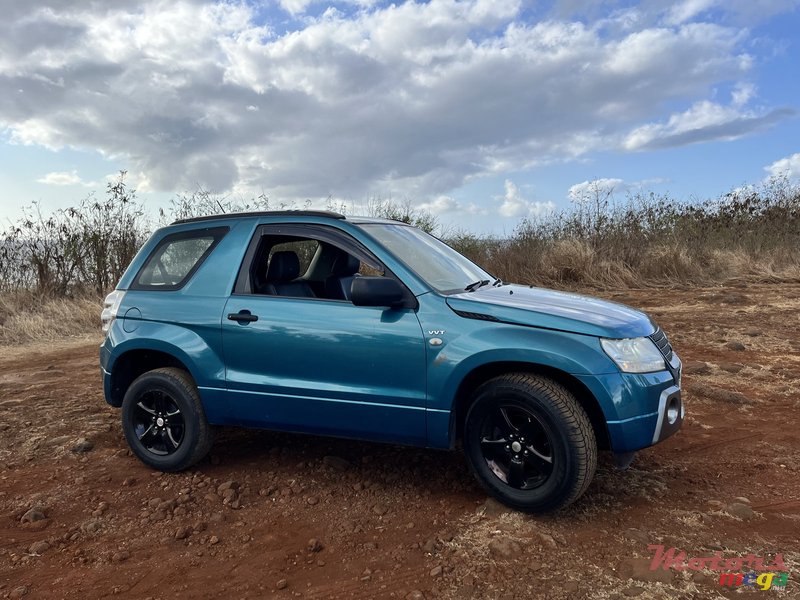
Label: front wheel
xmin=463 ymin=373 xmax=597 ymax=512
xmin=121 ymin=367 xmax=212 ymax=472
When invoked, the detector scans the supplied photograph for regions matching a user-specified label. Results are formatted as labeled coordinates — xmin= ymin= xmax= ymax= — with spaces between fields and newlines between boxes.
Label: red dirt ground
xmin=1 ymin=283 xmax=799 ymax=599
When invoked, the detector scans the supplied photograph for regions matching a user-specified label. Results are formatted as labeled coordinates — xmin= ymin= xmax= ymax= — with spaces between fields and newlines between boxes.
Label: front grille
xmin=649 ymin=326 xmax=674 ymax=362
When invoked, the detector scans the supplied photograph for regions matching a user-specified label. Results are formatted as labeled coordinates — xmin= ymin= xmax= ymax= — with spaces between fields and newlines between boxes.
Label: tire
xmin=121 ymin=367 xmax=212 ymax=472
xmin=463 ymin=373 xmax=597 ymax=512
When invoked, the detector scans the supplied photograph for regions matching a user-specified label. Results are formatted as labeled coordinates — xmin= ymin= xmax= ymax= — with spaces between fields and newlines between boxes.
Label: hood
xmin=446 ymin=284 xmax=655 ymax=338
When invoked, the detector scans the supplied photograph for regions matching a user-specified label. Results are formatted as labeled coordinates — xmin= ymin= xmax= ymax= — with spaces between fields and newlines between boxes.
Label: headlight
xmin=600 ymin=337 xmax=666 ymax=373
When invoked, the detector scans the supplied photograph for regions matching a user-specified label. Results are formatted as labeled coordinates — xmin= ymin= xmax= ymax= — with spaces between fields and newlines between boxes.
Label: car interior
xmin=249 ymin=235 xmax=379 ymax=301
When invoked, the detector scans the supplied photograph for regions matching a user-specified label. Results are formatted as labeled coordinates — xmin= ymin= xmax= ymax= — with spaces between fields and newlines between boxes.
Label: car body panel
xmin=446 ymin=285 xmax=655 ymax=338
xmin=220 ymin=294 xmax=427 ymax=445
xmin=101 ymin=212 xmax=683 ymax=459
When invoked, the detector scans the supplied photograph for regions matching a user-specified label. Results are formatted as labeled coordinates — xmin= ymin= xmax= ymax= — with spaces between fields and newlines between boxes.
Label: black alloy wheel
xmin=463 ymin=373 xmax=597 ymax=512
xmin=132 ymin=389 xmax=185 ymax=455
xmin=121 ymin=368 xmax=212 ymax=472
xmin=479 ymin=404 xmax=554 ymax=490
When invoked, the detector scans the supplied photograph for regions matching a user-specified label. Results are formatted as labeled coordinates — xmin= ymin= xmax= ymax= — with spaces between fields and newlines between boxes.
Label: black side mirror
xmin=351 ymin=277 xmax=405 ymax=308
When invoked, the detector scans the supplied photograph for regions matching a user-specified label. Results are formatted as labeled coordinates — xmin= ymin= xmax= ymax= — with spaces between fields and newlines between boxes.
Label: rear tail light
xmin=101 ymin=290 xmax=125 ymax=334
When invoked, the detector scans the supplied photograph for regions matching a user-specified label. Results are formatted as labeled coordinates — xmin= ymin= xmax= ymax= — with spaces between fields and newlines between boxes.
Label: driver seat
xmin=261 ymin=251 xmax=315 ymax=297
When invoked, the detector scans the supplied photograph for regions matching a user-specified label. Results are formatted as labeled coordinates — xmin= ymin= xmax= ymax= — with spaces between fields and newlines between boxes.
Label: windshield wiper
xmin=464 ymin=279 xmax=490 ymax=292
xmin=492 ymin=278 xmax=504 ymax=287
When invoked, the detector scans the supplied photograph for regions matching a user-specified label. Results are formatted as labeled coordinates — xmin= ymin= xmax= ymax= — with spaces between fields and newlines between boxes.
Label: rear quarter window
xmin=132 ymin=227 xmax=228 ymax=290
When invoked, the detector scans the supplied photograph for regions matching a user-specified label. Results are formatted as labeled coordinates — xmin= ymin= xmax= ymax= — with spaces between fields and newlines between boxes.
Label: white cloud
xmin=623 ymin=88 xmax=793 ymax=151
xmin=568 ymin=178 xmax=624 ymax=203
xmin=0 ymin=0 xmax=793 ymax=208
xmin=498 ymin=180 xmax=555 ymax=218
xmin=36 ymin=170 xmax=94 ymax=187
xmin=418 ymin=195 xmax=487 ymax=216
xmin=664 ymin=0 xmax=718 ymax=26
xmin=764 ymin=153 xmax=800 ymax=181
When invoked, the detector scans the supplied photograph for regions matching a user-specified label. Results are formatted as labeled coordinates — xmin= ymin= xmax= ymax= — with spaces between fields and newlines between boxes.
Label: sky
xmin=0 ymin=0 xmax=799 ymax=233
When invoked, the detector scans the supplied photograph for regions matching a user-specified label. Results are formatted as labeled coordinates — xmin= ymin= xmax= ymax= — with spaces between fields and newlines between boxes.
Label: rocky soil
xmin=1 ymin=283 xmax=799 ymax=599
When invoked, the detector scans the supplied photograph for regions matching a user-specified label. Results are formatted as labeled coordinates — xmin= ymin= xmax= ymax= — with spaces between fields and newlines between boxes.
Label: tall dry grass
xmin=0 ymin=291 xmax=101 ymax=346
xmin=448 ymin=179 xmax=800 ymax=288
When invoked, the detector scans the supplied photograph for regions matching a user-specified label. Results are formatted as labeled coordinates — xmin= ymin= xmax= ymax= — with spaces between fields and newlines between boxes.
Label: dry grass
xmin=0 ymin=291 xmax=101 ymax=346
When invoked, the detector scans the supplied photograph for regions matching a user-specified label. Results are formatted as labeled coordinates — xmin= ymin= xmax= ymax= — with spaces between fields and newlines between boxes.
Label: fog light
xmin=667 ymin=397 xmax=680 ymax=425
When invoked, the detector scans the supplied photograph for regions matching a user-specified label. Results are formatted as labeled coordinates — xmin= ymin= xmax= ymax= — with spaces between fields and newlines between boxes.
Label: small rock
xmin=683 ymin=361 xmax=711 ymax=375
xmin=217 ymin=481 xmax=239 ymax=495
xmin=726 ymin=502 xmax=755 ymax=520
xmin=623 ymin=587 xmax=645 ymax=597
xmin=322 ymin=455 xmax=351 ymax=471
xmin=112 ymin=550 xmax=130 ymax=563
xmin=725 ymin=341 xmax=746 ymax=351
xmin=122 ymin=477 xmax=136 ymax=487
xmin=83 ymin=520 xmax=102 ymax=534
xmin=698 ymin=386 xmax=751 ymax=405
xmin=405 ymin=592 xmax=425 ymax=600
xmin=733 ymin=496 xmax=751 ymax=505
xmin=538 ymin=533 xmax=557 ymax=549
xmin=476 ymin=497 xmax=510 ymax=517
xmin=307 ymin=538 xmax=324 ymax=553
xmin=744 ymin=328 xmax=762 ymax=337
xmin=429 ymin=565 xmax=443 ymax=578
xmin=563 ymin=581 xmax=579 ymax=593
xmin=373 ymin=504 xmax=388 ymax=516
xmin=175 ymin=526 xmax=191 ymax=540
xmin=209 ymin=535 xmax=220 ymax=546
xmin=71 ymin=437 xmax=94 ymax=453
xmin=307 ymin=496 xmax=319 ymax=506
xmin=10 ymin=586 xmax=28 ymax=598
xmin=20 ymin=508 xmax=46 ymax=524
xmin=276 ymin=579 xmax=288 ymax=590
xmin=29 ymin=541 xmax=49 ymax=554
xmin=488 ymin=537 xmax=521 ymax=559
xmin=618 ymin=558 xmax=674 ymax=583
xmin=622 ymin=529 xmax=649 ymax=545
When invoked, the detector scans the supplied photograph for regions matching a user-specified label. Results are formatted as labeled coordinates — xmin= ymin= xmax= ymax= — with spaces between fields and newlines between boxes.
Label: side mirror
xmin=351 ymin=277 xmax=405 ymax=308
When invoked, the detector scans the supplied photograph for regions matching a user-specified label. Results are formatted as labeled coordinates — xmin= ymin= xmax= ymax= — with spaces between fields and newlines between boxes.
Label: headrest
xmin=266 ymin=251 xmax=300 ymax=282
xmin=331 ymin=251 xmax=360 ymax=277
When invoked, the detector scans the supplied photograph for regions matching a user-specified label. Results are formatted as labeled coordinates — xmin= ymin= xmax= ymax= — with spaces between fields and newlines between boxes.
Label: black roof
xmin=171 ymin=210 xmax=346 ymax=225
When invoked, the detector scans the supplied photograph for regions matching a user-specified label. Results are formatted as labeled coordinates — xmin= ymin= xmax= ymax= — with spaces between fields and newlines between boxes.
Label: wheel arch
xmin=449 ymin=361 xmax=611 ymax=451
xmin=108 ymin=349 xmax=195 ymax=407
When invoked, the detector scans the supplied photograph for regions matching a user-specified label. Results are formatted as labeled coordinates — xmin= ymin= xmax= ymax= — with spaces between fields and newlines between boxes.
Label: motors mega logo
xmin=648 ymin=545 xmax=791 ymax=591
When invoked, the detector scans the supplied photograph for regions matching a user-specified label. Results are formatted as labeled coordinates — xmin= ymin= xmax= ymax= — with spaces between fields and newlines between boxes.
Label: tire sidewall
xmin=121 ymin=371 xmax=201 ymax=471
xmin=464 ymin=382 xmax=577 ymax=512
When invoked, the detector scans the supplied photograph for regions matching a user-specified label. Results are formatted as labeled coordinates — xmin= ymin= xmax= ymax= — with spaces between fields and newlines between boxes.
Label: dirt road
xmin=1 ymin=283 xmax=799 ymax=599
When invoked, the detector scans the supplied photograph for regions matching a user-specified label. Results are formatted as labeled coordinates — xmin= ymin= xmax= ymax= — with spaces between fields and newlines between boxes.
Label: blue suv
xmin=100 ymin=211 xmax=683 ymax=512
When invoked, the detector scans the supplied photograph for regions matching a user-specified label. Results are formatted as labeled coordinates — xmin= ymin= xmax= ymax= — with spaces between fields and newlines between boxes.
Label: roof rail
xmin=171 ymin=210 xmax=347 ymax=225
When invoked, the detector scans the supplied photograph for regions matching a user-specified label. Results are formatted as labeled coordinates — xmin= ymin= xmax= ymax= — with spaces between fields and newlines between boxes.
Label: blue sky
xmin=1 ymin=0 xmax=798 ymax=233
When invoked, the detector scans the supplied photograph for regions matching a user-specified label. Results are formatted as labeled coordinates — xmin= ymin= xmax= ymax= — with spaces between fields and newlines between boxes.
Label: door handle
xmin=227 ymin=310 xmax=258 ymax=323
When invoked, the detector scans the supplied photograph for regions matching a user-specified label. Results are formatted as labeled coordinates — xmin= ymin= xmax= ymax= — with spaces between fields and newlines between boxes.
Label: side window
xmin=239 ymin=226 xmax=392 ymax=301
xmin=134 ymin=227 xmax=227 ymax=289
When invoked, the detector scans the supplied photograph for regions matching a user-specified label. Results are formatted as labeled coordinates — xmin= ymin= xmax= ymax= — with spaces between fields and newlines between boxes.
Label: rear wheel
xmin=121 ymin=368 xmax=212 ymax=472
xmin=463 ymin=373 xmax=596 ymax=512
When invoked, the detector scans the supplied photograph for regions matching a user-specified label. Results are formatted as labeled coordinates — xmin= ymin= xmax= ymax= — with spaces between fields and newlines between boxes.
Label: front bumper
xmin=577 ymin=354 xmax=684 ymax=453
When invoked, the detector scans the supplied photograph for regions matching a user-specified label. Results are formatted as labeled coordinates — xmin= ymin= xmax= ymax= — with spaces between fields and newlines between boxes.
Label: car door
xmin=220 ymin=224 xmax=428 ymax=446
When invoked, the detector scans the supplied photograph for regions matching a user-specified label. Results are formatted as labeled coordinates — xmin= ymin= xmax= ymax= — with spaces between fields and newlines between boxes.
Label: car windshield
xmin=359 ymin=223 xmax=493 ymax=293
